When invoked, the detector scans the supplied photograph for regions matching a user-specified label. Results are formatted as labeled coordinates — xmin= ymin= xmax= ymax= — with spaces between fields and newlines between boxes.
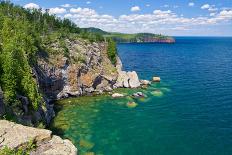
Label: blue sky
xmin=12 ymin=0 xmax=232 ymax=36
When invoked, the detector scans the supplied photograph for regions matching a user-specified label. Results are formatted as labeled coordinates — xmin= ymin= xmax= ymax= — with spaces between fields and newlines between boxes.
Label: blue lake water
xmin=52 ymin=37 xmax=232 ymax=155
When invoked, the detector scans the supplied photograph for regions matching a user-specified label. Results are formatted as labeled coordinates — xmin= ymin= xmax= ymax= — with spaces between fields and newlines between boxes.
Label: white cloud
xmin=70 ymin=7 xmax=96 ymax=16
xmin=61 ymin=4 xmax=72 ymax=8
xmin=49 ymin=7 xmax=66 ymax=14
xmin=219 ymin=10 xmax=232 ymax=18
xmin=86 ymin=1 xmax=91 ymax=4
xmin=24 ymin=3 xmax=40 ymax=9
xmin=131 ymin=6 xmax=140 ymax=12
xmin=146 ymin=4 xmax=150 ymax=7
xmin=201 ymin=4 xmax=218 ymax=12
xmin=62 ymin=7 xmax=232 ymax=35
xmin=188 ymin=2 xmax=195 ymax=7
xmin=210 ymin=13 xmax=216 ymax=16
xmin=201 ymin=4 xmax=210 ymax=9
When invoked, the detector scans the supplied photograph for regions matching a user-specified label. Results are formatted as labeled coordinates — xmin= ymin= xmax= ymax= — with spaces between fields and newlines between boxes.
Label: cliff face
xmin=0 ymin=37 xmax=141 ymax=126
xmin=35 ymin=38 xmax=119 ymax=100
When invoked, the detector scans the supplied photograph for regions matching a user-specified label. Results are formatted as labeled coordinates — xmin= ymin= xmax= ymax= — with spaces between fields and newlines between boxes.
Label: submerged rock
xmin=132 ymin=92 xmax=145 ymax=98
xmin=151 ymin=90 xmax=163 ymax=97
xmin=112 ymin=93 xmax=125 ymax=98
xmin=127 ymin=102 xmax=138 ymax=108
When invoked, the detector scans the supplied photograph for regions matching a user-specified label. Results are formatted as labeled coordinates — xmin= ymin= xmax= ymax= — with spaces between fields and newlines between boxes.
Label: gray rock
xmin=127 ymin=71 xmax=141 ymax=88
xmin=132 ymin=92 xmax=145 ymax=98
xmin=140 ymin=80 xmax=151 ymax=85
xmin=0 ymin=120 xmax=77 ymax=155
xmin=0 ymin=120 xmax=52 ymax=149
xmin=112 ymin=93 xmax=125 ymax=98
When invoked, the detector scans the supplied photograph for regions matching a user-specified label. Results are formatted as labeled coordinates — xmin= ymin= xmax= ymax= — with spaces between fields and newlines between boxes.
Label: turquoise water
xmin=51 ymin=37 xmax=232 ymax=155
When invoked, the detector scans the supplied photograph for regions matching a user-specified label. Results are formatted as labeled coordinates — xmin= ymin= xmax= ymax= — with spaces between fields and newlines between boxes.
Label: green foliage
xmin=0 ymin=139 xmax=36 ymax=155
xmin=0 ymin=15 xmax=41 ymax=110
xmin=107 ymin=39 xmax=117 ymax=65
xmin=0 ymin=1 xmax=108 ymax=114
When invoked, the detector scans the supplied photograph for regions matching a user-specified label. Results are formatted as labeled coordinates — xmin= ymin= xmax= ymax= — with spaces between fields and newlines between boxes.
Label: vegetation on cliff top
xmin=0 ymin=1 xmax=113 ymax=117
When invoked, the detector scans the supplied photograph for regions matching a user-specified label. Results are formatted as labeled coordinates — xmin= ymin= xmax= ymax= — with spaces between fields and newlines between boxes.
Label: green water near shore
xmin=50 ymin=82 xmax=170 ymax=155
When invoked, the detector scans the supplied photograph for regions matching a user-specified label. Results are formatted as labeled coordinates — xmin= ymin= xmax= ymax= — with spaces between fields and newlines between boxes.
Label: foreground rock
xmin=0 ymin=120 xmax=77 ymax=155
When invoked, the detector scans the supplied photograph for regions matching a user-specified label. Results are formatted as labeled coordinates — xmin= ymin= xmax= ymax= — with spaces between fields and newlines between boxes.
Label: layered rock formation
xmin=0 ymin=120 xmax=77 ymax=155
xmin=35 ymin=39 xmax=141 ymax=100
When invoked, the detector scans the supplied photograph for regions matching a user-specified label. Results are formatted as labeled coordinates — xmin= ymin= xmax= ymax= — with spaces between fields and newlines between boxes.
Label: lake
xmin=51 ymin=37 xmax=232 ymax=155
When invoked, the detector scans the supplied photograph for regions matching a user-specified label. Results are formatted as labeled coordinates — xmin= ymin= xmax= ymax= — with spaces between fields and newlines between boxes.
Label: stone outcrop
xmin=35 ymin=39 xmax=118 ymax=100
xmin=0 ymin=120 xmax=77 ymax=155
xmin=114 ymin=56 xmax=141 ymax=88
xmin=35 ymin=39 xmax=142 ymax=100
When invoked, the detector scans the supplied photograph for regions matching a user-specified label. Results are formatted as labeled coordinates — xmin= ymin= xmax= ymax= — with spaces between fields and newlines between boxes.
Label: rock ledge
xmin=0 ymin=120 xmax=77 ymax=155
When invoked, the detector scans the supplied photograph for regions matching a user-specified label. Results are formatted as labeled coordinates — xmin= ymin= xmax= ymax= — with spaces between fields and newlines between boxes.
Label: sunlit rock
xmin=112 ymin=93 xmax=125 ymax=98
xmin=153 ymin=77 xmax=161 ymax=82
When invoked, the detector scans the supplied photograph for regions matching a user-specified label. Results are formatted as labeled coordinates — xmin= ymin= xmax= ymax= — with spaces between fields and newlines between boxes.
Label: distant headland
xmin=84 ymin=27 xmax=175 ymax=44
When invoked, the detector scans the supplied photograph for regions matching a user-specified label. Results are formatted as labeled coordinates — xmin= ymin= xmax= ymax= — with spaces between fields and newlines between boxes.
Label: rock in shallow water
xmin=151 ymin=90 xmax=163 ymax=97
xmin=127 ymin=71 xmax=141 ymax=88
xmin=153 ymin=77 xmax=161 ymax=82
xmin=140 ymin=80 xmax=151 ymax=85
xmin=132 ymin=92 xmax=145 ymax=98
xmin=112 ymin=93 xmax=125 ymax=98
xmin=127 ymin=102 xmax=138 ymax=108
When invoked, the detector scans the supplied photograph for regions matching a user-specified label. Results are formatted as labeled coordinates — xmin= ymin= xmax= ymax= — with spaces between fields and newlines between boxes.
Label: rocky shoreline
xmin=0 ymin=39 xmax=155 ymax=154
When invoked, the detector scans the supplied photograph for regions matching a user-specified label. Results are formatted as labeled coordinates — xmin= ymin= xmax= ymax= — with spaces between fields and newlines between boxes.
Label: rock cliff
xmin=0 ymin=120 xmax=77 ymax=155
xmin=35 ymin=38 xmax=140 ymax=100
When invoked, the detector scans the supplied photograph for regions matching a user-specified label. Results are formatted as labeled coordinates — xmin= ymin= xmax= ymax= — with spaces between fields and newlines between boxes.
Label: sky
xmin=12 ymin=0 xmax=232 ymax=36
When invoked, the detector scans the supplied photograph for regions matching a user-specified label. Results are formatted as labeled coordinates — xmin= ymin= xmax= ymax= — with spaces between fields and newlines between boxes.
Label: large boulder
xmin=0 ymin=120 xmax=77 ymax=155
xmin=114 ymin=71 xmax=129 ymax=88
xmin=127 ymin=71 xmax=141 ymax=88
xmin=31 ymin=135 xmax=77 ymax=155
xmin=0 ymin=120 xmax=52 ymax=149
